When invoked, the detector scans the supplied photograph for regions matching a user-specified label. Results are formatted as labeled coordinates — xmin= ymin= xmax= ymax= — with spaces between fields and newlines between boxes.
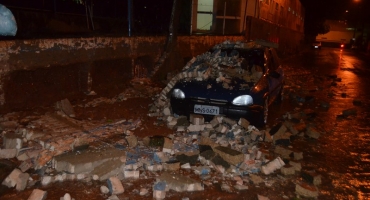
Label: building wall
xmin=0 ymin=35 xmax=244 ymax=110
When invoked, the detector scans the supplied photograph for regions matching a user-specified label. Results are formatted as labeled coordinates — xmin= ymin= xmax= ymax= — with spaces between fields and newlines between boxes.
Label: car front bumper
xmin=170 ymin=97 xmax=263 ymax=124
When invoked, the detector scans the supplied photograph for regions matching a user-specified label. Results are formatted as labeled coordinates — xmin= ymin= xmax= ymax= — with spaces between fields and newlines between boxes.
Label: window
xmin=197 ymin=0 xmax=214 ymax=31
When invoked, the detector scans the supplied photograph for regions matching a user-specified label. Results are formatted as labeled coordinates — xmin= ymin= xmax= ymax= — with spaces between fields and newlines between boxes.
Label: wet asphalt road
xmin=275 ymin=47 xmax=370 ymax=199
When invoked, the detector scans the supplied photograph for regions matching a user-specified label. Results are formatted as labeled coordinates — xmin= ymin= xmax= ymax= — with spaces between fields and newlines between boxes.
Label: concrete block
xmin=0 ymin=148 xmax=18 ymax=159
xmin=238 ymin=118 xmax=250 ymax=129
xmin=3 ymin=132 xmax=23 ymax=149
xmin=146 ymin=164 xmax=163 ymax=172
xmin=163 ymin=137 xmax=173 ymax=150
xmin=215 ymin=124 xmax=229 ymax=134
xmin=213 ymin=146 xmax=244 ymax=165
xmin=295 ymin=182 xmax=319 ymax=198
xmin=53 ymin=147 xmax=124 ymax=174
xmin=210 ymin=116 xmax=223 ymax=127
xmin=91 ymin=158 xmax=125 ymax=181
xmin=27 ymin=189 xmax=47 ymax=200
xmin=2 ymin=168 xmax=22 ymax=188
xmin=54 ymin=173 xmax=67 ymax=182
xmin=153 ymin=190 xmax=166 ymax=200
xmin=107 ymin=177 xmax=124 ymax=195
xmin=190 ymin=114 xmax=204 ymax=125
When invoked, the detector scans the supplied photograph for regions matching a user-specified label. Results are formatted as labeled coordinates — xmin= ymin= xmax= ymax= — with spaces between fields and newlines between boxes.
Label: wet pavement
xmin=278 ymin=47 xmax=370 ymax=199
xmin=0 ymin=47 xmax=369 ymax=200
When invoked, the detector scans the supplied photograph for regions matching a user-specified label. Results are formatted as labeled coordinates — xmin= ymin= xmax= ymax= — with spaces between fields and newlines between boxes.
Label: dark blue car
xmin=170 ymin=41 xmax=284 ymax=127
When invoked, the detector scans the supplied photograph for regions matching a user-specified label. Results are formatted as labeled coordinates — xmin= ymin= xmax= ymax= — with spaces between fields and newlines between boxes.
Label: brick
xmin=16 ymin=172 xmax=29 ymax=191
xmin=3 ymin=133 xmax=23 ymax=150
xmin=213 ymin=146 xmax=244 ymax=165
xmin=163 ymin=161 xmax=180 ymax=171
xmin=27 ymin=189 xmax=47 ymax=200
xmin=280 ymin=164 xmax=295 ymax=176
xmin=269 ymin=122 xmax=287 ymax=136
xmin=249 ymin=174 xmax=264 ymax=185
xmin=107 ymin=177 xmax=124 ymax=195
xmin=274 ymin=146 xmax=293 ymax=159
xmin=261 ymin=157 xmax=285 ymax=175
xmin=19 ymin=160 xmax=33 ymax=172
xmin=238 ymin=118 xmax=250 ymax=129
xmin=190 ymin=114 xmax=204 ymax=125
xmin=295 ymin=182 xmax=319 ymax=198
xmin=289 ymin=161 xmax=302 ymax=171
xmin=0 ymin=148 xmax=18 ymax=159
xmin=124 ymin=170 xmax=140 ymax=179
xmin=301 ymin=170 xmax=322 ymax=186
xmin=2 ymin=168 xmax=22 ymax=188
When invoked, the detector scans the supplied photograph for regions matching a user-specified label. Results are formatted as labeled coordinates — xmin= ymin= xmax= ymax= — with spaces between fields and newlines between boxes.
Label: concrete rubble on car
xmin=2 ymin=41 xmax=364 ymax=199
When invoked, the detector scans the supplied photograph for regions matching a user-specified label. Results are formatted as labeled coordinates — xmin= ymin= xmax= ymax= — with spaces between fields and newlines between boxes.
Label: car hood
xmin=173 ymin=77 xmax=256 ymax=102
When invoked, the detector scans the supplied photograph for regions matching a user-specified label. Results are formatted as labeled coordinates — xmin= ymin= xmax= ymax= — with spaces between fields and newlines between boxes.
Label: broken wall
xmin=0 ymin=35 xmax=244 ymax=111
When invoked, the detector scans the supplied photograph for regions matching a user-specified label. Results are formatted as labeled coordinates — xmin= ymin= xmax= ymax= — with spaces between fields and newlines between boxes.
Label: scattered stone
xmin=107 ymin=177 xmax=124 ymax=195
xmin=19 ymin=160 xmax=33 ymax=172
xmin=163 ymin=161 xmax=180 ymax=171
xmin=55 ymin=98 xmax=76 ymax=117
xmin=261 ymin=157 xmax=285 ymax=175
xmin=289 ymin=161 xmax=302 ymax=172
xmin=124 ymin=170 xmax=140 ymax=179
xmin=238 ymin=118 xmax=250 ymax=129
xmin=257 ymin=194 xmax=270 ymax=200
xmin=221 ymin=183 xmax=232 ymax=192
xmin=295 ymin=181 xmax=319 ymax=198
xmin=100 ymin=185 xmax=110 ymax=194
xmin=41 ymin=176 xmax=54 ymax=186
xmin=190 ymin=114 xmax=205 ymax=125
xmin=27 ymin=189 xmax=47 ymax=200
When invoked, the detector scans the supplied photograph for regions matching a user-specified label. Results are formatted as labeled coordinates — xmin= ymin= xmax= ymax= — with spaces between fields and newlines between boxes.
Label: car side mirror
xmin=268 ymin=71 xmax=280 ymax=79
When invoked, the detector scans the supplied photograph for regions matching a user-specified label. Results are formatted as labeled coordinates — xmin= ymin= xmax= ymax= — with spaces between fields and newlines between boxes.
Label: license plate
xmin=194 ymin=105 xmax=219 ymax=115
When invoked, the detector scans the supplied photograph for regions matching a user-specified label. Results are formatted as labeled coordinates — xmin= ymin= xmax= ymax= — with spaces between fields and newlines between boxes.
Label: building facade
xmin=191 ymin=0 xmax=305 ymax=35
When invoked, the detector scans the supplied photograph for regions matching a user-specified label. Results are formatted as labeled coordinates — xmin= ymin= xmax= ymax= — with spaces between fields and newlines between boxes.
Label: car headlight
xmin=232 ymin=95 xmax=253 ymax=106
xmin=172 ymin=88 xmax=185 ymax=99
